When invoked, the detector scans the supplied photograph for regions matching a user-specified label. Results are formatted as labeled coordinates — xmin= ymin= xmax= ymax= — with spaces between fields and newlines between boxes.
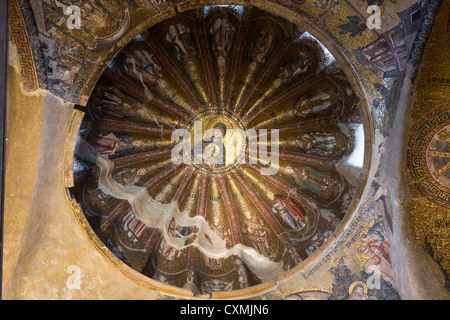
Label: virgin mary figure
xmin=192 ymin=123 xmax=227 ymax=169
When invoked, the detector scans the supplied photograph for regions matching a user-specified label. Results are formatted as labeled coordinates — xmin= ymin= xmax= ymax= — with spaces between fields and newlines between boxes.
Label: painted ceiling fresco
xmin=8 ymin=0 xmax=449 ymax=300
xmin=70 ymin=6 xmax=363 ymax=293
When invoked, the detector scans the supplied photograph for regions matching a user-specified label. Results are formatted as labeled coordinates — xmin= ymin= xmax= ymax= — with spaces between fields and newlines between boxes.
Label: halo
xmin=348 ymin=281 xmax=368 ymax=296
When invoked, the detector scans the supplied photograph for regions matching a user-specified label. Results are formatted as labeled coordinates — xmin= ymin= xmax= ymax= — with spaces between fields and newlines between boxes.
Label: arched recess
xmin=62 ymin=1 xmax=373 ymax=300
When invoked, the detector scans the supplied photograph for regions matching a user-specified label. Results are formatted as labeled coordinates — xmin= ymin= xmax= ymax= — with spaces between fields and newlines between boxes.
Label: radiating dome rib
xmin=231 ymin=170 xmax=291 ymax=248
xmin=96 ymin=163 xmax=185 ymax=235
xmin=95 ymin=119 xmax=174 ymax=137
xmin=110 ymin=147 xmax=173 ymax=169
xmin=242 ymin=164 xmax=320 ymax=207
xmin=224 ymin=18 xmax=250 ymax=109
xmin=215 ymin=176 xmax=243 ymax=246
xmin=243 ymin=73 xmax=323 ymax=126
xmin=147 ymin=17 xmax=211 ymax=106
xmin=274 ymin=115 xmax=339 ymax=133
xmin=236 ymin=167 xmax=321 ymax=250
xmin=195 ymin=17 xmax=221 ymax=107
xmin=204 ymin=9 xmax=240 ymax=104
xmin=116 ymin=41 xmax=195 ymax=113
xmin=231 ymin=15 xmax=290 ymax=113
xmin=101 ymin=67 xmax=193 ymax=123
xmin=239 ymin=42 xmax=320 ymax=119
xmin=89 ymin=89 xmax=182 ymax=129
xmin=234 ymin=37 xmax=292 ymax=116
xmin=140 ymin=30 xmax=205 ymax=110
xmin=172 ymin=168 xmax=197 ymax=205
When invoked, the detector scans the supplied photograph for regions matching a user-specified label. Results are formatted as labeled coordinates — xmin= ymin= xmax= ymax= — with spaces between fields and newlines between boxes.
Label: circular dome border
xmin=63 ymin=0 xmax=373 ymax=300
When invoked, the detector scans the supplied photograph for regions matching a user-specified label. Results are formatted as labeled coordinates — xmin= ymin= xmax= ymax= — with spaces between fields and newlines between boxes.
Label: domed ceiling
xmin=71 ymin=6 xmax=366 ymax=295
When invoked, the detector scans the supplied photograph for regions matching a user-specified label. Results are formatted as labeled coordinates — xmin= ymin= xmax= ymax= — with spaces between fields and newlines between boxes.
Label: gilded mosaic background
xmin=4 ymin=0 xmax=449 ymax=300
xmin=407 ymin=1 xmax=450 ymax=290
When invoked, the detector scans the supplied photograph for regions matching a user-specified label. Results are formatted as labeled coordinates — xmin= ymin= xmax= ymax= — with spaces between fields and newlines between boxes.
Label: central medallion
xmin=409 ymin=106 xmax=450 ymax=205
xmin=185 ymin=109 xmax=248 ymax=175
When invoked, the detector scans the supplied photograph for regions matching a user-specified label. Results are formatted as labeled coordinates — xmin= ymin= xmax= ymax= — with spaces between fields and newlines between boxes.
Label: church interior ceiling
xmin=4 ymin=0 xmax=450 ymax=300
xmin=70 ymin=6 xmax=364 ymax=293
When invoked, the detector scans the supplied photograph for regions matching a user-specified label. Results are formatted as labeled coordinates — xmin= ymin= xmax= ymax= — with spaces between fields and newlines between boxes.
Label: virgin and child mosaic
xmin=70 ymin=6 xmax=366 ymax=294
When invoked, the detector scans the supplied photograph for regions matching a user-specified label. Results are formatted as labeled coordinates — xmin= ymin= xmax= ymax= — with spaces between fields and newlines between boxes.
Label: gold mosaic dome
xmin=71 ymin=6 xmax=366 ymax=295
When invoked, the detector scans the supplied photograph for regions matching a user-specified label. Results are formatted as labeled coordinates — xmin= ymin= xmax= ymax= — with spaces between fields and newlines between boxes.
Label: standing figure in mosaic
xmin=291 ymin=165 xmax=342 ymax=201
xmin=276 ymin=51 xmax=311 ymax=85
xmin=124 ymin=50 xmax=162 ymax=86
xmin=294 ymin=88 xmax=333 ymax=119
xmin=271 ymin=194 xmax=307 ymax=231
xmin=248 ymin=27 xmax=274 ymax=64
xmin=159 ymin=218 xmax=190 ymax=261
xmin=94 ymin=132 xmax=135 ymax=158
xmin=166 ymin=24 xmax=197 ymax=65
xmin=297 ymin=132 xmax=337 ymax=156
xmin=210 ymin=18 xmax=236 ymax=59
